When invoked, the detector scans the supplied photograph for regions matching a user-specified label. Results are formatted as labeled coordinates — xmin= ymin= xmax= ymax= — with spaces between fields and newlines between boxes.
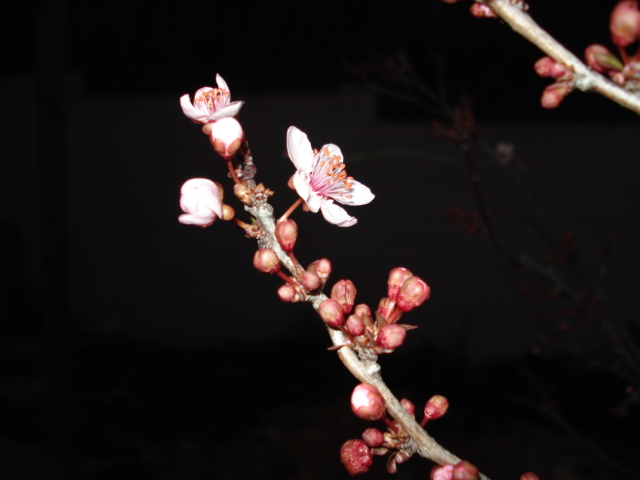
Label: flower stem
xmin=279 ymin=198 xmax=304 ymax=222
xmin=226 ymin=160 xmax=242 ymax=184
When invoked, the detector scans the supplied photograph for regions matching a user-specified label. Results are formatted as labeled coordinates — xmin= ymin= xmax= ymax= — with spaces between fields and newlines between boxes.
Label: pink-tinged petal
xmin=336 ymin=179 xmax=375 ymax=206
xmin=207 ymin=101 xmax=244 ymax=121
xmin=287 ymin=126 xmax=314 ymax=172
xmin=180 ymin=94 xmax=208 ymax=123
xmin=178 ymin=212 xmax=216 ymax=227
xmin=215 ymin=73 xmax=230 ymax=92
xmin=320 ymin=199 xmax=357 ymax=227
xmin=179 ymin=178 xmax=223 ymax=224
xmin=292 ymin=171 xmax=317 ymax=210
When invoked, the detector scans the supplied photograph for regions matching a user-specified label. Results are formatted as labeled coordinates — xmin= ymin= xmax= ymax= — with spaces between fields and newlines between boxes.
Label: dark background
xmin=1 ymin=1 xmax=640 ymax=479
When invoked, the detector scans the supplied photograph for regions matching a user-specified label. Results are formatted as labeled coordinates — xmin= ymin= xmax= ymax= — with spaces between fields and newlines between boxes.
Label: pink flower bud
xmin=452 ymin=460 xmax=479 ymax=480
xmin=424 ymin=395 xmax=449 ymax=421
xmin=387 ymin=267 xmax=413 ymax=301
xmin=470 ymin=3 xmax=496 ymax=18
xmin=340 ymin=439 xmax=373 ymax=476
xmin=377 ymin=297 xmax=392 ymax=319
xmin=351 ymin=383 xmax=386 ymax=421
xmin=401 ymin=398 xmax=415 ymax=415
xmin=533 ymin=57 xmax=571 ymax=79
xmin=610 ymin=0 xmax=640 ymax=47
xmin=431 ymin=464 xmax=454 ymax=480
xmin=209 ymin=117 xmax=244 ymax=160
xmin=361 ymin=427 xmax=385 ymax=447
xmin=318 ymin=298 xmax=345 ymax=327
xmin=331 ymin=279 xmax=357 ymax=314
xmin=376 ymin=324 xmax=406 ymax=351
xmin=277 ymin=284 xmax=297 ymax=302
xmin=308 ymin=258 xmax=332 ymax=281
xmin=345 ymin=314 xmax=366 ymax=336
xmin=253 ymin=249 xmax=280 ymax=274
xmin=396 ymin=276 xmax=431 ymax=312
xmin=584 ymin=44 xmax=623 ymax=73
xmin=275 ymin=219 xmax=298 ymax=252
xmin=300 ymin=271 xmax=322 ymax=292
xmin=519 ymin=474 xmax=540 ymax=480
xmin=178 ymin=178 xmax=223 ymax=227
xmin=353 ymin=304 xmax=372 ymax=319
xmin=540 ymin=82 xmax=572 ymax=109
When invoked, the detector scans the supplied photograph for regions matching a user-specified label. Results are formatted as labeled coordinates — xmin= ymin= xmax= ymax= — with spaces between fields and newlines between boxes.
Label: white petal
xmin=207 ymin=101 xmax=244 ymax=121
xmin=178 ymin=212 xmax=215 ymax=227
xmin=286 ymin=126 xmax=314 ymax=173
xmin=320 ymin=199 xmax=357 ymax=227
xmin=196 ymin=187 xmax=223 ymax=218
xmin=180 ymin=94 xmax=207 ymax=123
xmin=292 ymin=171 xmax=319 ymax=212
xmin=336 ymin=180 xmax=375 ymax=206
xmin=216 ymin=74 xmax=230 ymax=92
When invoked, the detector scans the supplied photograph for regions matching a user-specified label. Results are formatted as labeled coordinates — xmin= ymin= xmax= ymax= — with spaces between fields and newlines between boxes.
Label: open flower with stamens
xmin=180 ymin=74 xmax=244 ymax=123
xmin=287 ymin=126 xmax=374 ymax=227
xmin=178 ymin=178 xmax=223 ymax=227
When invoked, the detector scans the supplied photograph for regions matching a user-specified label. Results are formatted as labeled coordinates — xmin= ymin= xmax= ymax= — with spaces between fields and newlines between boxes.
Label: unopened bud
xmin=424 ymin=395 xmax=449 ymax=421
xmin=540 ymin=82 xmax=572 ymax=109
xmin=221 ymin=204 xmax=235 ymax=220
xmin=610 ymin=0 xmax=640 ymax=47
xmin=209 ymin=117 xmax=244 ymax=160
xmin=377 ymin=297 xmax=393 ymax=319
xmin=432 ymin=464 xmax=454 ymax=480
xmin=387 ymin=267 xmax=413 ymax=301
xmin=308 ymin=258 xmax=332 ymax=280
xmin=345 ymin=314 xmax=366 ymax=336
xmin=534 ymin=56 xmax=571 ymax=79
xmin=277 ymin=284 xmax=297 ymax=302
xmin=470 ymin=3 xmax=496 ymax=18
xmin=253 ymin=248 xmax=280 ymax=274
xmin=519 ymin=473 xmax=540 ymax=480
xmin=340 ymin=439 xmax=373 ymax=476
xmin=585 ymin=44 xmax=623 ymax=73
xmin=233 ymin=183 xmax=253 ymax=204
xmin=318 ymin=298 xmax=345 ymax=328
xmin=397 ymin=276 xmax=431 ymax=312
xmin=354 ymin=303 xmax=372 ymax=319
xmin=331 ymin=279 xmax=357 ymax=314
xmin=362 ymin=428 xmax=385 ymax=447
xmin=275 ymin=219 xmax=298 ymax=252
xmin=376 ymin=324 xmax=406 ymax=351
xmin=351 ymin=383 xmax=386 ymax=421
xmin=452 ymin=460 xmax=479 ymax=480
xmin=401 ymin=398 xmax=415 ymax=416
xmin=300 ymin=271 xmax=321 ymax=292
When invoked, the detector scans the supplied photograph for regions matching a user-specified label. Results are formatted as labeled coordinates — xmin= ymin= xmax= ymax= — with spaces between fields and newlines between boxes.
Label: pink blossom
xmin=431 ymin=464 xmax=454 ymax=480
xmin=286 ymin=126 xmax=374 ymax=227
xmin=178 ymin=178 xmax=223 ymax=227
xmin=180 ymin=74 xmax=244 ymax=123
xmin=209 ymin=117 xmax=244 ymax=160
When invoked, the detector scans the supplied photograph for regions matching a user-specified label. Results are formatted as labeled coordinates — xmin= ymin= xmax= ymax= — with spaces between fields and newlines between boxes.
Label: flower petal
xmin=293 ymin=171 xmax=318 ymax=211
xmin=287 ymin=126 xmax=314 ymax=173
xmin=178 ymin=212 xmax=215 ymax=227
xmin=180 ymin=94 xmax=207 ymax=123
xmin=207 ymin=101 xmax=244 ymax=121
xmin=320 ymin=198 xmax=357 ymax=227
xmin=336 ymin=180 xmax=375 ymax=206
xmin=215 ymin=74 xmax=230 ymax=93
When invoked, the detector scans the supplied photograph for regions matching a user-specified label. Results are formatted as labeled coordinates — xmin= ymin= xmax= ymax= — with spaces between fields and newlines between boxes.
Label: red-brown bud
xmin=253 ymin=249 xmax=280 ymax=274
xmin=277 ymin=284 xmax=297 ymax=302
xmin=424 ymin=395 xmax=449 ymax=421
xmin=221 ymin=204 xmax=235 ymax=221
xmin=351 ymin=383 xmax=386 ymax=421
xmin=396 ymin=276 xmax=431 ymax=312
xmin=308 ymin=258 xmax=332 ymax=281
xmin=345 ymin=314 xmax=366 ymax=336
xmin=361 ymin=427 xmax=385 ymax=447
xmin=432 ymin=464 xmax=454 ymax=480
xmin=233 ymin=183 xmax=253 ymax=205
xmin=387 ymin=267 xmax=413 ymax=301
xmin=585 ymin=44 xmax=624 ymax=73
xmin=377 ymin=297 xmax=393 ymax=319
xmin=469 ymin=3 xmax=496 ymax=18
xmin=534 ymin=56 xmax=572 ymax=79
xmin=300 ymin=271 xmax=321 ymax=292
xmin=519 ymin=473 xmax=540 ymax=480
xmin=610 ymin=0 xmax=640 ymax=47
xmin=331 ymin=279 xmax=357 ymax=314
xmin=376 ymin=324 xmax=406 ymax=351
xmin=354 ymin=303 xmax=372 ymax=319
xmin=540 ymin=82 xmax=572 ymax=109
xmin=452 ymin=460 xmax=479 ymax=480
xmin=340 ymin=439 xmax=373 ymax=476
xmin=401 ymin=398 xmax=415 ymax=416
xmin=318 ymin=298 xmax=345 ymax=328
xmin=275 ymin=219 xmax=298 ymax=252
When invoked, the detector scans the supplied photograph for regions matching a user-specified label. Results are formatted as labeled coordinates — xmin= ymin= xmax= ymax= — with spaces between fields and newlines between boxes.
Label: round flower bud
xmin=353 ymin=304 xmax=372 ymax=319
xmin=469 ymin=3 xmax=496 ymax=18
xmin=377 ymin=297 xmax=392 ymax=319
xmin=519 ymin=473 xmax=540 ymax=480
xmin=610 ymin=0 xmax=640 ymax=48
xmin=221 ymin=204 xmax=235 ymax=220
xmin=424 ymin=395 xmax=449 ymax=421
xmin=432 ymin=464 xmax=454 ymax=480
xmin=340 ymin=439 xmax=373 ymax=476
xmin=361 ymin=428 xmax=385 ymax=447
xmin=585 ymin=44 xmax=623 ymax=73
xmin=540 ymin=82 xmax=572 ymax=109
xmin=376 ymin=324 xmax=406 ymax=352
xmin=452 ymin=460 xmax=479 ymax=480
xmin=401 ymin=398 xmax=415 ymax=416
xmin=318 ymin=298 xmax=344 ymax=328
xmin=253 ymin=249 xmax=280 ymax=274
xmin=331 ymin=279 xmax=357 ymax=314
xmin=275 ymin=219 xmax=298 ymax=252
xmin=387 ymin=267 xmax=413 ymax=301
xmin=209 ymin=117 xmax=244 ymax=160
xmin=345 ymin=314 xmax=365 ymax=336
xmin=300 ymin=271 xmax=321 ymax=292
xmin=396 ymin=276 xmax=430 ymax=312
xmin=308 ymin=258 xmax=332 ymax=280
xmin=351 ymin=383 xmax=386 ymax=421
xmin=277 ymin=284 xmax=297 ymax=302
xmin=533 ymin=56 xmax=571 ymax=79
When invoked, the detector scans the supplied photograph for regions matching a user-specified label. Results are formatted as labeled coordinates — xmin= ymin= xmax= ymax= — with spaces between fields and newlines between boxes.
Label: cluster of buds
xmin=533 ymin=57 xmax=575 ymax=109
xmin=341 ymin=386 xmax=451 ymax=476
xmin=440 ymin=0 xmax=528 ymax=19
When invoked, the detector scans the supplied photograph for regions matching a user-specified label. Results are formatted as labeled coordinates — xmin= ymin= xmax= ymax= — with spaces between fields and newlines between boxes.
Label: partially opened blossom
xmin=286 ymin=126 xmax=374 ymax=227
xmin=180 ymin=74 xmax=244 ymax=123
xmin=178 ymin=178 xmax=223 ymax=227
xmin=209 ymin=117 xmax=244 ymax=160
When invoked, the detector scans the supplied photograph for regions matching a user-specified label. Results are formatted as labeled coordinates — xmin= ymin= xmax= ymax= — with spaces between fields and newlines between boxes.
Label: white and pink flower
xmin=178 ymin=178 xmax=223 ymax=227
xmin=180 ymin=74 xmax=244 ymax=123
xmin=286 ymin=126 xmax=374 ymax=227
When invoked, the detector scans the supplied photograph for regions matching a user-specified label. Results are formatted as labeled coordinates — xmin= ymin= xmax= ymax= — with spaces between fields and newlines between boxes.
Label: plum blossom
xmin=178 ymin=178 xmax=223 ymax=227
xmin=180 ymin=74 xmax=244 ymax=123
xmin=286 ymin=126 xmax=374 ymax=227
